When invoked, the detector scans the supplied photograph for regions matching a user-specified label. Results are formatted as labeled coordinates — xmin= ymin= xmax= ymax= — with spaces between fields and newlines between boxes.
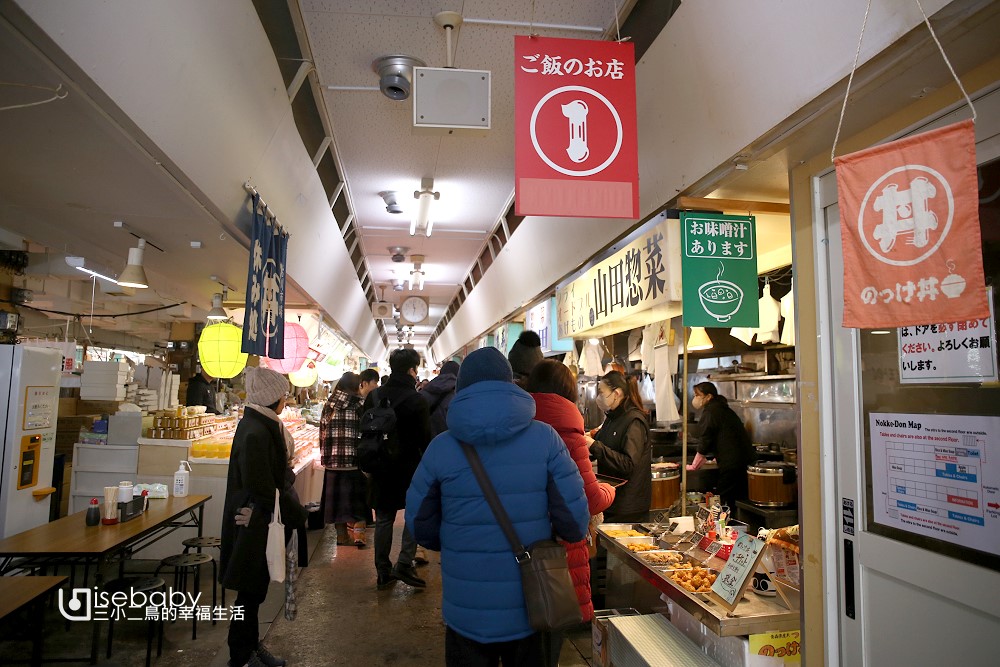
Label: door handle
xmin=843 ymin=538 xmax=855 ymax=619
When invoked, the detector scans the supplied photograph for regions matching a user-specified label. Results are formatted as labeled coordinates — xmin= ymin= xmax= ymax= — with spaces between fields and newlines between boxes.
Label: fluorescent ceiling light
xmin=75 ymin=266 xmax=119 ymax=284
xmin=870 ymin=330 xmax=892 ymax=335
xmin=66 ymin=256 xmax=120 ymax=284
xmin=412 ymin=177 xmax=440 ymax=237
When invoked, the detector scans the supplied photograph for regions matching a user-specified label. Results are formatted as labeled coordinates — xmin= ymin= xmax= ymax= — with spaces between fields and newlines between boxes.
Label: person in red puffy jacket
xmin=527 ymin=360 xmax=615 ymax=666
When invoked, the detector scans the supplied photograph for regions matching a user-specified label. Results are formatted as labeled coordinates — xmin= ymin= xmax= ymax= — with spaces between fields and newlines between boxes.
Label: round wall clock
xmin=400 ymin=295 xmax=429 ymax=324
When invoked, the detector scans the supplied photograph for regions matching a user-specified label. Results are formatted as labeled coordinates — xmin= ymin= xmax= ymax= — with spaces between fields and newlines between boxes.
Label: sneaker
xmin=353 ymin=526 xmax=367 ymax=548
xmin=391 ymin=563 xmax=427 ymax=588
xmin=414 ymin=546 xmax=429 ymax=565
xmin=376 ymin=572 xmax=397 ymax=590
xmin=229 ymin=654 xmax=268 ymax=667
xmin=255 ymin=644 xmax=286 ymax=667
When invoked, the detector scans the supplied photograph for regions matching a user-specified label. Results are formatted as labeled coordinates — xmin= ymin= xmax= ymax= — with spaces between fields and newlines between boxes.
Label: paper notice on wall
xmin=870 ymin=413 xmax=1000 ymax=556
xmin=898 ymin=286 xmax=997 ymax=384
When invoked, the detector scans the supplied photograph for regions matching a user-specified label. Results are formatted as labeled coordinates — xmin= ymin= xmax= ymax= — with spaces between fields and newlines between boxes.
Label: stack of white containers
xmin=135 ymin=388 xmax=159 ymax=412
xmin=80 ymin=360 xmax=130 ymax=401
xmin=162 ymin=373 xmax=180 ymax=410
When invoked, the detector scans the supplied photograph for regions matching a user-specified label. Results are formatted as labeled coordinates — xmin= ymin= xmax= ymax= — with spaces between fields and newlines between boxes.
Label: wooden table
xmin=0 ymin=494 xmax=211 ymax=664
xmin=0 ymin=576 xmax=68 ymax=666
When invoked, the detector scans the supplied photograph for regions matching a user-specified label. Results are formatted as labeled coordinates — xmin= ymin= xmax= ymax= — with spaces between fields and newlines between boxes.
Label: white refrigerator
xmin=0 ymin=346 xmax=61 ymax=537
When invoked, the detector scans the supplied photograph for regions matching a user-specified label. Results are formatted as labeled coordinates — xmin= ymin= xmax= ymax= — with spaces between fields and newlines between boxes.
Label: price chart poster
xmin=869 ymin=412 xmax=1000 ymax=557
xmin=514 ymin=35 xmax=637 ymax=219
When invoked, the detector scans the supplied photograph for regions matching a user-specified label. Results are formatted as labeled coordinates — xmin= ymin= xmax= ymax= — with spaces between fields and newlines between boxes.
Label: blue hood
xmin=446 ymin=380 xmax=535 ymax=446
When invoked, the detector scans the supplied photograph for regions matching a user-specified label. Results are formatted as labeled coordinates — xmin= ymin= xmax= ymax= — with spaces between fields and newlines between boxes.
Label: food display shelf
xmin=597 ymin=526 xmax=799 ymax=637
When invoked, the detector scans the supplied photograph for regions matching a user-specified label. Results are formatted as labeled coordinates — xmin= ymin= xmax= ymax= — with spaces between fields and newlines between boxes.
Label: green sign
xmin=680 ymin=212 xmax=759 ymax=327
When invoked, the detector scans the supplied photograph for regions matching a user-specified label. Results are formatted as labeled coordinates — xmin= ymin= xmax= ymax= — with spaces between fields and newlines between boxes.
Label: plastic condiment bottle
xmin=173 ymin=460 xmax=192 ymax=497
xmin=85 ymin=498 xmax=101 ymax=526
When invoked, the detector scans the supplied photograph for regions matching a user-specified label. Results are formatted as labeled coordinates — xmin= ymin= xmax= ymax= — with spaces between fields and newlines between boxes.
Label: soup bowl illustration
xmin=698 ymin=280 xmax=744 ymax=322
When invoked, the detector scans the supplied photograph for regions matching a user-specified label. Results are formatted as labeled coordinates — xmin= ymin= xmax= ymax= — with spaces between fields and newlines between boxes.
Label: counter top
xmin=598 ymin=527 xmax=799 ymax=637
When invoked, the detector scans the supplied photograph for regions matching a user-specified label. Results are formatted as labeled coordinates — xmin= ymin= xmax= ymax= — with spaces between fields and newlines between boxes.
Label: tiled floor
xmin=0 ymin=515 xmax=594 ymax=666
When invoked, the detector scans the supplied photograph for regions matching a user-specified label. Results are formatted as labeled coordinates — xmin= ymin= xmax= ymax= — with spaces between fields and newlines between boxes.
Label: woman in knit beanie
xmin=507 ymin=330 xmax=543 ymax=387
xmin=220 ymin=366 xmax=307 ymax=667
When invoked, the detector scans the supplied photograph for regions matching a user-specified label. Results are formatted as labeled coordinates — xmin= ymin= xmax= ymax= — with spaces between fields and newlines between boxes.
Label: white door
xmin=814 ymin=86 xmax=1000 ymax=666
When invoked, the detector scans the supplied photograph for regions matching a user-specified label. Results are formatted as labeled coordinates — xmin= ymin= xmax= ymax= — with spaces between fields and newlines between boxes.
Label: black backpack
xmin=357 ymin=395 xmax=399 ymax=474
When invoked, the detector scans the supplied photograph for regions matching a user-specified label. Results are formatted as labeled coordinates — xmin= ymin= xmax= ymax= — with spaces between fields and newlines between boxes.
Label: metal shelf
xmin=598 ymin=529 xmax=799 ymax=637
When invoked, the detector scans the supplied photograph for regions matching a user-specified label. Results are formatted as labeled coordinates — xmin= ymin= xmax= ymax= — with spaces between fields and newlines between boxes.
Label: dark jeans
xmin=718 ymin=468 xmax=749 ymax=511
xmin=228 ymin=589 xmax=266 ymax=666
xmin=374 ymin=508 xmax=416 ymax=575
xmin=540 ymin=630 xmax=563 ymax=667
xmin=446 ymin=626 xmax=544 ymax=667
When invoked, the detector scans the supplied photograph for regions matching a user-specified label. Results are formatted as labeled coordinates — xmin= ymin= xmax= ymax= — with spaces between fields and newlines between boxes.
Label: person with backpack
xmin=366 ymin=347 xmax=432 ymax=589
xmin=420 ymin=359 xmax=460 ymax=437
xmin=405 ymin=347 xmax=589 ymax=666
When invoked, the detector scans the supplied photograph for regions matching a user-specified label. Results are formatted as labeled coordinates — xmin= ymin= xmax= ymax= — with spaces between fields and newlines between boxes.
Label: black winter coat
xmin=368 ymin=373 xmax=431 ymax=511
xmin=419 ymin=372 xmax=457 ymax=437
xmin=219 ymin=408 xmax=308 ymax=596
xmin=591 ymin=404 xmax=651 ymax=521
xmin=185 ymin=374 xmax=220 ymax=414
xmin=692 ymin=398 xmax=754 ymax=472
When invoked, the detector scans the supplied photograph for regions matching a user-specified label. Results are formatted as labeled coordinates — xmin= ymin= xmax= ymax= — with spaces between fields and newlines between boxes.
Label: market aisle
xmin=263 ymin=517 xmax=446 ymax=665
xmin=263 ymin=515 xmax=594 ymax=666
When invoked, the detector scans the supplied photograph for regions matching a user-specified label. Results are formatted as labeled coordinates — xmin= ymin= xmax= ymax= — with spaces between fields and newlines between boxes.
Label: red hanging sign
xmin=835 ymin=119 xmax=988 ymax=328
xmin=514 ymin=36 xmax=638 ymax=219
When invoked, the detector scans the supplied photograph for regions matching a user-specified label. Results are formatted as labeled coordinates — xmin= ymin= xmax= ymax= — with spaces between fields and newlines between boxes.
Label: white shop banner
xmin=869 ymin=412 xmax=1000 ymax=557
xmin=898 ymin=287 xmax=997 ymax=384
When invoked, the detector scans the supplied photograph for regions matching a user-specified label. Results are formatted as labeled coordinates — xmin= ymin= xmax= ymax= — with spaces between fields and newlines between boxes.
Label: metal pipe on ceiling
xmin=462 ymin=17 xmax=604 ymax=32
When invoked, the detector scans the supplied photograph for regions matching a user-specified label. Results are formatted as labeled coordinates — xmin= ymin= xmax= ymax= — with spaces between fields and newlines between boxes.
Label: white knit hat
xmin=244 ymin=366 xmax=289 ymax=406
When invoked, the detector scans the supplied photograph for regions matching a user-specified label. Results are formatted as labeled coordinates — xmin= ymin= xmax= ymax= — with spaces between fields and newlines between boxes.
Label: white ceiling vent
xmin=412 ymin=67 xmax=491 ymax=132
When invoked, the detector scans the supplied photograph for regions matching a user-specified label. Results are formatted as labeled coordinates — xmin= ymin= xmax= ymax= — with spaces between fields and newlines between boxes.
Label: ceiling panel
xmin=301 ymin=0 xmax=615 ymax=357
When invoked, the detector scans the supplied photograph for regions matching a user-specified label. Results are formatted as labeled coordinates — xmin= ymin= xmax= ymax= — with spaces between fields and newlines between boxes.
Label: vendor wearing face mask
xmin=686 ymin=382 xmax=755 ymax=508
xmin=583 ymin=371 xmax=651 ymax=523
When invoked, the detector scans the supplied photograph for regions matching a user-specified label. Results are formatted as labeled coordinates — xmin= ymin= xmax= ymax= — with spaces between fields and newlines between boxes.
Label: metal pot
xmin=650 ymin=469 xmax=680 ymax=510
xmin=747 ymin=462 xmax=797 ymax=507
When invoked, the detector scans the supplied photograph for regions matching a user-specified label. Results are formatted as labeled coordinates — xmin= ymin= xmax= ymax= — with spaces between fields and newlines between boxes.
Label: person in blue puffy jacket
xmin=406 ymin=347 xmax=589 ymax=666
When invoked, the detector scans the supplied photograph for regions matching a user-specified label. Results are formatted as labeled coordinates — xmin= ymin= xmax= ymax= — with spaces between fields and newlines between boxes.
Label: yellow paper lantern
xmin=198 ymin=322 xmax=248 ymax=379
xmin=289 ymin=360 xmax=318 ymax=388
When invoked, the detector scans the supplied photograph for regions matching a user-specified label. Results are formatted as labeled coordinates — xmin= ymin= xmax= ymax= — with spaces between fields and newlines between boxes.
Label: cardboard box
xmin=169 ymin=321 xmax=196 ymax=341
xmin=58 ymin=397 xmax=79 ymax=417
xmin=592 ymin=608 xmax=641 ymax=667
xmin=608 ymin=614 xmax=723 ymax=667
xmin=137 ymin=440 xmax=190 ymax=477
xmin=77 ymin=400 xmax=124 ymax=415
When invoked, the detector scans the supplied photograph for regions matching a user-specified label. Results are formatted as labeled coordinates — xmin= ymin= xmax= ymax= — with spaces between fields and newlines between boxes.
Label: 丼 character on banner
xmin=835 ymin=119 xmax=988 ymax=328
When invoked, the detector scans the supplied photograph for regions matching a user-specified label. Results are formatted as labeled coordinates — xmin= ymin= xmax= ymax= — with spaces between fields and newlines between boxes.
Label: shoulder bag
xmin=460 ymin=442 xmax=583 ymax=632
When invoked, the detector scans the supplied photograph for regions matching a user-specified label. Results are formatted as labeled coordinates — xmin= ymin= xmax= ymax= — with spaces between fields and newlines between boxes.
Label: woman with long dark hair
xmin=584 ymin=370 xmax=651 ymax=522
xmin=686 ymin=381 xmax=754 ymax=508
xmin=526 ymin=360 xmax=615 ymax=667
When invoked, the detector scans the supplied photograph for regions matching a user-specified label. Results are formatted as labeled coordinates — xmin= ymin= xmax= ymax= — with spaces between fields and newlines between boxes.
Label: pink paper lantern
xmin=262 ymin=321 xmax=310 ymax=374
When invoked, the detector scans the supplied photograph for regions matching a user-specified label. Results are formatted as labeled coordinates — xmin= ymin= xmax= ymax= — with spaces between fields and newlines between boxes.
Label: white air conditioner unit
xmin=372 ymin=301 xmax=396 ymax=320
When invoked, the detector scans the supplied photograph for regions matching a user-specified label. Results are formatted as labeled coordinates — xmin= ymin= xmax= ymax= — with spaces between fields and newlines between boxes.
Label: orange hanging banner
xmin=835 ymin=119 xmax=988 ymax=328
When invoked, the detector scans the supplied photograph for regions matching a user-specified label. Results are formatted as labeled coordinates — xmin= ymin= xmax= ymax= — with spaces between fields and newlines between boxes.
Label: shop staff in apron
xmin=584 ymin=370 xmax=651 ymax=523
xmin=686 ymin=381 xmax=755 ymax=508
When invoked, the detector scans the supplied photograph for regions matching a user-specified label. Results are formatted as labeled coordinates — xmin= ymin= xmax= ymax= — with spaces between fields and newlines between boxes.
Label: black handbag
xmin=460 ymin=442 xmax=583 ymax=632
